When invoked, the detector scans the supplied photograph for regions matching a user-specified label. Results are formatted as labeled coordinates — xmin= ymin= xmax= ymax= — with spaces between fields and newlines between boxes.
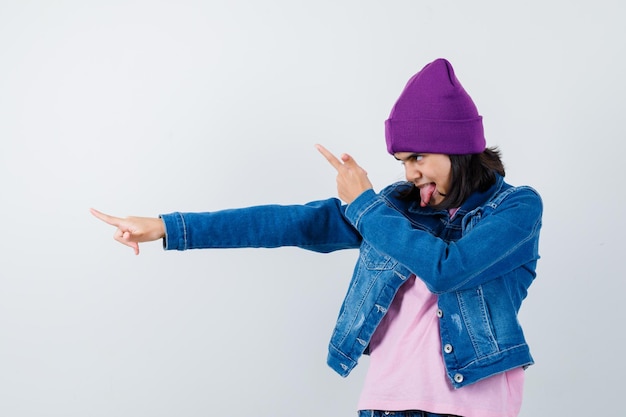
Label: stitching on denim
xmin=456 ymin=343 xmax=533 ymax=369
xmin=456 ymin=286 xmax=498 ymax=358
xmin=179 ymin=212 xmax=188 ymax=250
xmin=350 ymin=195 xmax=384 ymax=227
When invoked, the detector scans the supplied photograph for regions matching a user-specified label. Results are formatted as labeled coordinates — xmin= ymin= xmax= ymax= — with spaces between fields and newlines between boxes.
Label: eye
xmin=401 ymin=154 xmax=423 ymax=165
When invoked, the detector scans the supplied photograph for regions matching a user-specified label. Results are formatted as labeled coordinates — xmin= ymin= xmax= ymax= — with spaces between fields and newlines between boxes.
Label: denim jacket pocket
xmin=359 ymin=242 xmax=397 ymax=270
xmin=456 ymin=285 xmax=499 ymax=358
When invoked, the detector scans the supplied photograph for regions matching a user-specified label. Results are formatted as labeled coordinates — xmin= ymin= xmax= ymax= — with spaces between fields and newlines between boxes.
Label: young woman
xmin=91 ymin=58 xmax=543 ymax=417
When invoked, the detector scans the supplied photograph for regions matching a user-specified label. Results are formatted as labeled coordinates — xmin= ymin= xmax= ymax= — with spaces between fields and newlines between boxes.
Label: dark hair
xmin=399 ymin=147 xmax=505 ymax=210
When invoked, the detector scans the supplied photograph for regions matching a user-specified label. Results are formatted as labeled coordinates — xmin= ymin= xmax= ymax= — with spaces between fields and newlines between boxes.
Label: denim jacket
xmin=160 ymin=174 xmax=542 ymax=388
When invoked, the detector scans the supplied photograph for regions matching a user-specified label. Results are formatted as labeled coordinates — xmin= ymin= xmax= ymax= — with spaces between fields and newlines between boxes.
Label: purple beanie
xmin=385 ymin=58 xmax=485 ymax=155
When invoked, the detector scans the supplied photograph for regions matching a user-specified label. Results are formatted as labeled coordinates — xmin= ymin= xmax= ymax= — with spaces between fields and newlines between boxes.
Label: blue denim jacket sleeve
xmin=159 ymin=198 xmax=362 ymax=253
xmin=344 ymin=187 xmax=543 ymax=293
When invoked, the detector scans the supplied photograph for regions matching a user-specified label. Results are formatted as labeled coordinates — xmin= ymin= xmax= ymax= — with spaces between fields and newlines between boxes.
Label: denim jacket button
xmin=436 ymin=309 xmax=443 ymax=318
xmin=454 ymin=373 xmax=464 ymax=383
xmin=444 ymin=343 xmax=453 ymax=353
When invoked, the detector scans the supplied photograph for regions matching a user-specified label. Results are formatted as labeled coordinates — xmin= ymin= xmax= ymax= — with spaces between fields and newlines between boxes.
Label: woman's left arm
xmin=345 ymin=187 xmax=543 ymax=293
xmin=316 ymin=144 xmax=542 ymax=293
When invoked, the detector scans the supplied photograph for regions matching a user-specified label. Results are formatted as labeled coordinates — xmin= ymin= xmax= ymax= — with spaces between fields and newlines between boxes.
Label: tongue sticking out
xmin=419 ymin=183 xmax=437 ymax=207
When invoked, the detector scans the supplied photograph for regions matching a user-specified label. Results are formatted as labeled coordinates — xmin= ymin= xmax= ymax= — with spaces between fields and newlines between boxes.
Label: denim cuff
xmin=344 ymin=189 xmax=384 ymax=229
xmin=159 ymin=212 xmax=187 ymax=250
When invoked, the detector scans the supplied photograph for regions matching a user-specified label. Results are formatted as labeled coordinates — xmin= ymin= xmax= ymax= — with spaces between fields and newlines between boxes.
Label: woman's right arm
xmin=160 ymin=198 xmax=361 ymax=253
xmin=91 ymin=198 xmax=362 ymax=255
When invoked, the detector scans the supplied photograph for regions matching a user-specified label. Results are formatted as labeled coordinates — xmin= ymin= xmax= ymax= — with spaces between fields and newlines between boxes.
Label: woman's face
xmin=394 ymin=152 xmax=452 ymax=207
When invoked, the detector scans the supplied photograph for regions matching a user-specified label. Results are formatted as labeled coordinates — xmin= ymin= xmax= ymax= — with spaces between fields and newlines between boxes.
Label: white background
xmin=1 ymin=1 xmax=625 ymax=416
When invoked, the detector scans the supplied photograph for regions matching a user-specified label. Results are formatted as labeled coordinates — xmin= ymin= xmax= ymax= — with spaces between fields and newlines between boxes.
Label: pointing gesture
xmin=90 ymin=208 xmax=165 ymax=255
xmin=316 ymin=144 xmax=373 ymax=204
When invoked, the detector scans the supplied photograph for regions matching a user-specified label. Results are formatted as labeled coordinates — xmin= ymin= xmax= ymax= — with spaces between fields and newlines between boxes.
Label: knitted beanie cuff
xmin=385 ymin=117 xmax=486 ymax=155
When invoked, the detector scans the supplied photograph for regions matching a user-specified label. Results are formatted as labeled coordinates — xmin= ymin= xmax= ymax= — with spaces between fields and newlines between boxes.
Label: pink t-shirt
xmin=357 ymin=275 xmax=525 ymax=417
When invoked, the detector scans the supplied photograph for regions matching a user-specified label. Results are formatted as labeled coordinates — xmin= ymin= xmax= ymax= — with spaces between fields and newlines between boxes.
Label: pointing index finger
xmin=90 ymin=208 xmax=122 ymax=227
xmin=315 ymin=144 xmax=343 ymax=171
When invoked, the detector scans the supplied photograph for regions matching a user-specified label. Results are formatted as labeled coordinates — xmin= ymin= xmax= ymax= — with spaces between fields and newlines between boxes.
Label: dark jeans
xmin=358 ymin=411 xmax=461 ymax=417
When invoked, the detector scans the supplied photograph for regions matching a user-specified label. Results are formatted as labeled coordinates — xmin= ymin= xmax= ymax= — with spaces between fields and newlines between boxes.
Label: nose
xmin=404 ymin=161 xmax=420 ymax=181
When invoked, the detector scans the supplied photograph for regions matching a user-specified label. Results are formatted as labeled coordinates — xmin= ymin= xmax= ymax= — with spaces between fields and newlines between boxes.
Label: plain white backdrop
xmin=1 ymin=1 xmax=625 ymax=416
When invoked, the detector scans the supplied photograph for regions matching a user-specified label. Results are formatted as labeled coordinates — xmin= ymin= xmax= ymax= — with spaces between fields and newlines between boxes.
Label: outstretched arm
xmin=92 ymin=145 xmax=368 ymax=256
xmin=90 ymin=208 xmax=165 ymax=255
